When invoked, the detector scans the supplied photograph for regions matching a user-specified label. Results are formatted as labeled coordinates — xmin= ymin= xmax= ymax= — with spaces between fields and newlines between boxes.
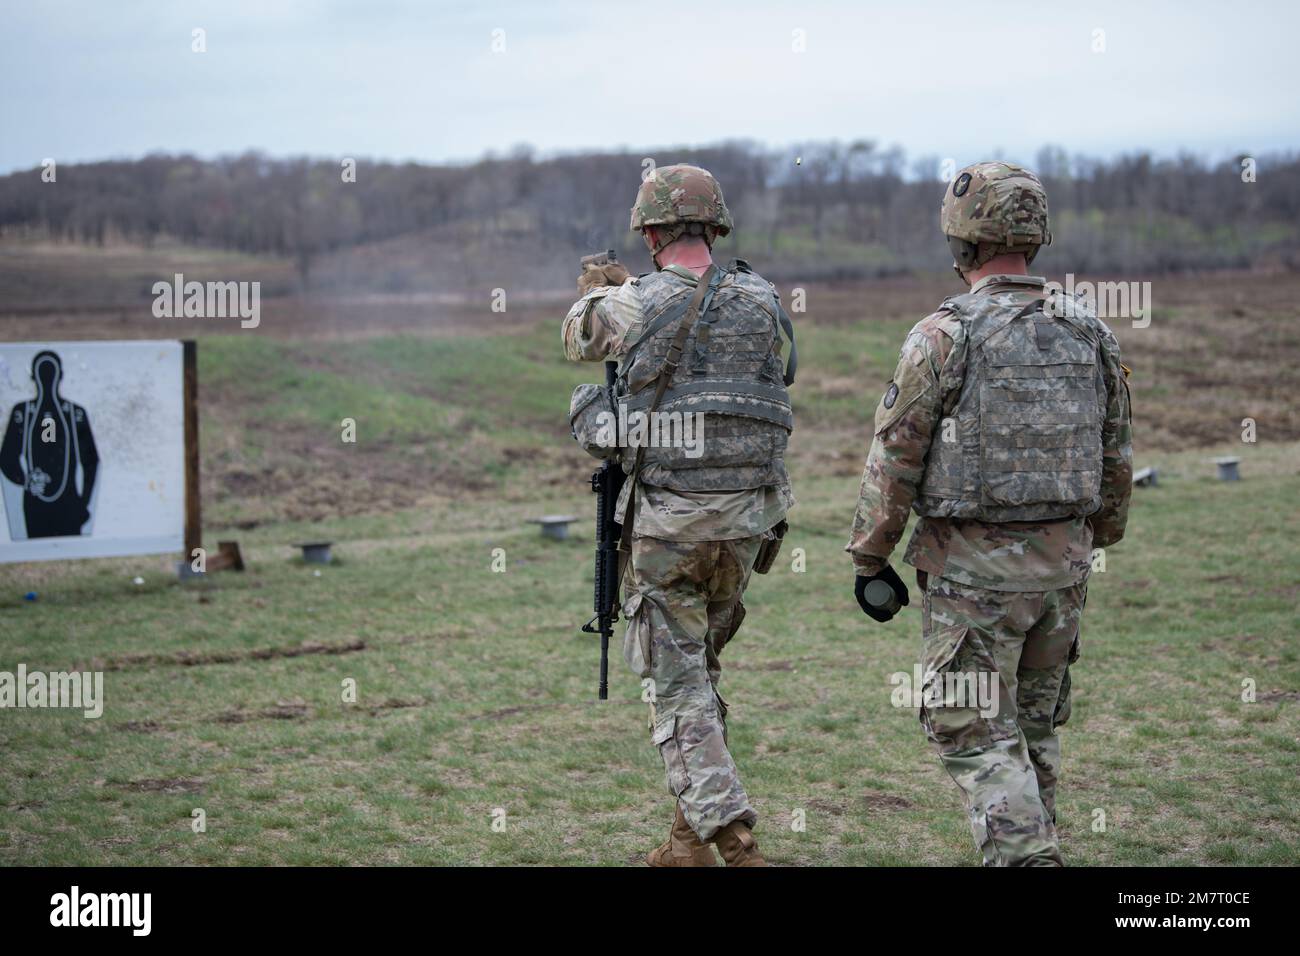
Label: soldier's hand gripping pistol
xmin=578 ymin=247 xmax=630 ymax=296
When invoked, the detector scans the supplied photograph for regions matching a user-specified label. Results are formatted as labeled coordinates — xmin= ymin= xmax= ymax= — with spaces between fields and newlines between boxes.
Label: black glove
xmin=854 ymin=565 xmax=910 ymax=623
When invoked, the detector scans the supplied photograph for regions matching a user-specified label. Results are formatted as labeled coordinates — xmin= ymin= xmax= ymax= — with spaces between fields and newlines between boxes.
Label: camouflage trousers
xmin=917 ymin=570 xmax=1085 ymax=867
xmin=622 ymin=533 xmax=763 ymax=841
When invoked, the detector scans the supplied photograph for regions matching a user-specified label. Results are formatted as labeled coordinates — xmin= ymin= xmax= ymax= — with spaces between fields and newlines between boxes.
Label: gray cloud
xmin=1 ymin=0 xmax=1296 ymax=174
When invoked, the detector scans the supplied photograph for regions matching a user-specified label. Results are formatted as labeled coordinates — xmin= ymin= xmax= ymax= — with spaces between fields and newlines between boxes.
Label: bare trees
xmin=1 ymin=145 xmax=1296 ymax=281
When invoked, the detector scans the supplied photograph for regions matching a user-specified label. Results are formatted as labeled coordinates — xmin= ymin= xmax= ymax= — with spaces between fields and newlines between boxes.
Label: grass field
xmin=1 ymin=274 xmax=1298 ymax=865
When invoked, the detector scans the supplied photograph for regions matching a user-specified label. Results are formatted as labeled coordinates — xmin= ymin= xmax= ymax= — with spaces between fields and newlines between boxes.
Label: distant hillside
xmin=1 ymin=143 xmax=1298 ymax=308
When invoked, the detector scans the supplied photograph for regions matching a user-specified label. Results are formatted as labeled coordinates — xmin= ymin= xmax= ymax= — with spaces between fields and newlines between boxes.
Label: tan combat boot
xmin=646 ymin=804 xmax=717 ymax=867
xmin=711 ymin=820 xmax=768 ymax=867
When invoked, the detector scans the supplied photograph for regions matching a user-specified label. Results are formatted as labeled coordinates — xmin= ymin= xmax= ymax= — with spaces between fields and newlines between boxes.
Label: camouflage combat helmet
xmin=941 ymin=161 xmax=1051 ymax=275
xmin=631 ymin=164 xmax=732 ymax=259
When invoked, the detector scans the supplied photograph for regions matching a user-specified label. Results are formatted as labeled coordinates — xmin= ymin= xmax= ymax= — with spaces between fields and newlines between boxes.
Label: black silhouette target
xmin=0 ymin=350 xmax=100 ymax=539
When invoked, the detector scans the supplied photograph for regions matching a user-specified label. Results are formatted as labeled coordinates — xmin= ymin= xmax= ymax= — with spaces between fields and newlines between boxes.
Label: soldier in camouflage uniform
xmin=847 ymin=162 xmax=1133 ymax=866
xmin=563 ymin=164 xmax=797 ymax=866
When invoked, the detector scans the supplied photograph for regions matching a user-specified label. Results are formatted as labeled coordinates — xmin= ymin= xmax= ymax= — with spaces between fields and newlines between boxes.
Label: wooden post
xmin=183 ymin=340 xmax=201 ymax=565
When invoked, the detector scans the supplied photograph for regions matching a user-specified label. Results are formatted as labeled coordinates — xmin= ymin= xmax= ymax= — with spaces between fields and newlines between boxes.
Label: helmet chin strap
xmin=644 ymin=229 xmax=668 ymax=270
xmin=645 ymin=224 xmax=714 ymax=270
xmin=948 ymin=235 xmax=1044 ymax=284
xmin=642 ymin=228 xmax=664 ymax=269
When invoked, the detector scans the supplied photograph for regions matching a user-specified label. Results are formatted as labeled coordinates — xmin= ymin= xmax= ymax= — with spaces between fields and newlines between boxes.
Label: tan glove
xmin=577 ymin=262 xmax=630 ymax=296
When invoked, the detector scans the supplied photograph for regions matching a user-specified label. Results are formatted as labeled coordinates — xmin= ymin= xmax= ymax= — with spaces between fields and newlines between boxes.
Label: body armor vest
xmin=914 ymin=288 xmax=1106 ymax=522
xmin=617 ymin=262 xmax=793 ymax=493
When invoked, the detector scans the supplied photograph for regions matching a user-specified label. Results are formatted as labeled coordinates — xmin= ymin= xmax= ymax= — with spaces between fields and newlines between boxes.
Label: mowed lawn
xmin=1 ymin=307 xmax=1297 ymax=866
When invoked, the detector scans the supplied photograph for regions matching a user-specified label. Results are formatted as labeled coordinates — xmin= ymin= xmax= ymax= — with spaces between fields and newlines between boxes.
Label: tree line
xmin=1 ymin=142 xmax=1296 ymax=285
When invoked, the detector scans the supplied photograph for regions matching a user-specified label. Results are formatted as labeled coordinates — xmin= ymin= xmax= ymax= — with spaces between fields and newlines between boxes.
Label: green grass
xmin=193 ymin=313 xmax=919 ymax=528
xmin=1 ymin=316 xmax=1297 ymax=866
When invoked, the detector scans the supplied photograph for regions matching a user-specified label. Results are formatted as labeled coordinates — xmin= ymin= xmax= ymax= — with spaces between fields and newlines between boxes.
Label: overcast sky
xmin=2 ymin=0 xmax=1297 ymax=175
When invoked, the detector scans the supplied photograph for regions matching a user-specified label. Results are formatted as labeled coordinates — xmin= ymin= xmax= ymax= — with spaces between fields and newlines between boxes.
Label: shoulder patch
xmin=873 ymin=350 xmax=934 ymax=436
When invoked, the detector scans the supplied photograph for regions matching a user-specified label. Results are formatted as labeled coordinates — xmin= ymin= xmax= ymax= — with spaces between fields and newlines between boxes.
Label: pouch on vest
xmin=569 ymin=382 xmax=619 ymax=460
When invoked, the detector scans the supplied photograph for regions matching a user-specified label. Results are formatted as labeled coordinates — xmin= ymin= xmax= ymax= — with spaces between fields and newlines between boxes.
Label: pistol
xmin=580 ymin=248 xmax=618 ymax=271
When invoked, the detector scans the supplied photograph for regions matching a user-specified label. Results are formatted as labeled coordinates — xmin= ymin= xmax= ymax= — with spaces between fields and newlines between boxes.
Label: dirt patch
xmin=89 ymin=638 xmax=366 ymax=672
xmin=804 ymin=792 xmax=914 ymax=816
xmin=472 ymin=704 xmax=534 ymax=721
xmin=805 ymin=798 xmax=847 ymax=817
xmin=860 ymin=792 xmax=915 ymax=811
xmin=1258 ymin=690 xmax=1300 ymax=703
xmin=395 ymin=632 xmax=471 ymax=645
xmin=367 ymin=697 xmax=426 ymax=716
xmin=1203 ymin=574 xmax=1247 ymax=585
xmin=730 ymin=658 xmax=810 ymax=672
xmin=125 ymin=777 xmax=205 ymax=795
xmin=119 ymin=720 xmax=163 ymax=733
xmin=202 ymin=429 xmax=432 ymax=525
xmin=217 ymin=702 xmax=309 ymax=723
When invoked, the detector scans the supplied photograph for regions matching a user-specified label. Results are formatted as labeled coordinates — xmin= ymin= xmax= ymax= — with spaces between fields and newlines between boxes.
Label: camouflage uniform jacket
xmin=563 ymin=264 xmax=794 ymax=542
xmin=846 ymin=274 xmax=1133 ymax=591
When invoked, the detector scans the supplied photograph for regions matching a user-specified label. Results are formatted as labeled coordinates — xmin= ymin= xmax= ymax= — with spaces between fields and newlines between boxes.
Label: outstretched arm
xmin=561 ymin=281 xmax=643 ymax=364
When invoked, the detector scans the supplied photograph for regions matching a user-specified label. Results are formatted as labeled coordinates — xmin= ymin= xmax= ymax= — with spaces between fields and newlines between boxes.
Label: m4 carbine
xmin=579 ymin=249 xmax=626 ymax=700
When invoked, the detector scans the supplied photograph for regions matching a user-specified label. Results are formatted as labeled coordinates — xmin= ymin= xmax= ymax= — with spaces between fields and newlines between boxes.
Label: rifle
xmin=578 ymin=250 xmax=626 ymax=700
